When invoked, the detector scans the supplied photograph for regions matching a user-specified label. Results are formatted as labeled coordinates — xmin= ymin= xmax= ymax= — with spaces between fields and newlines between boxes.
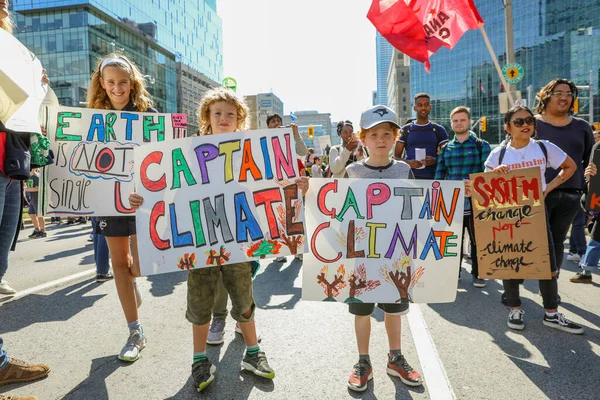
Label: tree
xmin=205 ymin=246 xmax=231 ymax=266
xmin=177 ymin=253 xmax=196 ymax=270
xmin=276 ymin=202 xmax=304 ymax=254
xmin=346 ymin=263 xmax=381 ymax=303
xmin=379 ymin=254 xmax=424 ymax=303
xmin=316 ymin=264 xmax=347 ymax=301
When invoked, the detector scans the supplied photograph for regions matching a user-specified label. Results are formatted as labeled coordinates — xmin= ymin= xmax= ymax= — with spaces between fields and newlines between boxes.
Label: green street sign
xmin=502 ymin=63 xmax=524 ymax=84
xmin=222 ymin=77 xmax=237 ymax=92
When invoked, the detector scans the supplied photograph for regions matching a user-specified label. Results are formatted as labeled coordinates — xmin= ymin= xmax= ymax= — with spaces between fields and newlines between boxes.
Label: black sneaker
xmin=38 ymin=230 xmax=47 ymax=238
xmin=501 ymin=292 xmax=508 ymax=305
xmin=192 ymin=359 xmax=216 ymax=392
xmin=570 ymin=272 xmax=592 ymax=284
xmin=507 ymin=309 xmax=525 ymax=330
xmin=241 ymin=351 xmax=275 ymax=379
xmin=96 ymin=273 xmax=114 ymax=282
xmin=28 ymin=229 xmax=40 ymax=238
xmin=348 ymin=359 xmax=373 ymax=392
xmin=543 ymin=313 xmax=584 ymax=334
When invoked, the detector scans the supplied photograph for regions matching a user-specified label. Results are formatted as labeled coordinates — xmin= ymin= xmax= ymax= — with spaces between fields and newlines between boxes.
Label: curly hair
xmin=86 ymin=53 xmax=154 ymax=111
xmin=197 ymin=87 xmax=249 ymax=135
xmin=0 ymin=11 xmax=14 ymax=34
xmin=535 ymin=78 xmax=578 ymax=115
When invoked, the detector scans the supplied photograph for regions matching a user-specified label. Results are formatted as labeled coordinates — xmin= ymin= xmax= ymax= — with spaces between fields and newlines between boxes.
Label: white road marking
xmin=407 ymin=304 xmax=456 ymax=400
xmin=0 ymin=268 xmax=96 ymax=305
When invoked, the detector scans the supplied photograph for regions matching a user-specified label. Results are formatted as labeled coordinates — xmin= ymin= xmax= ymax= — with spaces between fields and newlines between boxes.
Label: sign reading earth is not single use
xmin=502 ymin=63 xmax=524 ymax=84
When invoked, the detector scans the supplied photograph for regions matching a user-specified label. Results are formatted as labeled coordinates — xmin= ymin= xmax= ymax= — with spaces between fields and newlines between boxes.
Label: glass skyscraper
xmin=409 ymin=0 xmax=600 ymax=144
xmin=376 ymin=31 xmax=393 ymax=106
xmin=11 ymin=0 xmax=223 ymax=113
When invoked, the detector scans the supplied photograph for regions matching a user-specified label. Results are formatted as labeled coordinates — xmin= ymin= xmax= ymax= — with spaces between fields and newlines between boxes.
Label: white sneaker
xmin=566 ymin=253 xmax=581 ymax=262
xmin=206 ymin=319 xmax=226 ymax=345
xmin=0 ymin=280 xmax=17 ymax=295
xmin=507 ymin=309 xmax=525 ymax=331
xmin=118 ymin=329 xmax=146 ymax=362
xmin=235 ymin=322 xmax=262 ymax=342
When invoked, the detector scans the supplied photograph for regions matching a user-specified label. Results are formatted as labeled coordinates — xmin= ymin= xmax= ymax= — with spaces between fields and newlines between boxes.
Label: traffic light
xmin=481 ymin=117 xmax=487 ymax=132
xmin=573 ymin=98 xmax=579 ymax=114
xmin=308 ymin=125 xmax=314 ymax=140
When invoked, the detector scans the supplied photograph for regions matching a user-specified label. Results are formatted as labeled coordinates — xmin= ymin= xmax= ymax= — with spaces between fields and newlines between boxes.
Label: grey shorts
xmin=186 ymin=262 xmax=256 ymax=325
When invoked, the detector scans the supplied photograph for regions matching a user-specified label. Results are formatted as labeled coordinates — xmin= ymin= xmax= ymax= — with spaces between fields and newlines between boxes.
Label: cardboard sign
xmin=134 ymin=128 xmax=305 ymax=276
xmin=470 ymin=167 xmax=551 ymax=279
xmin=45 ymin=106 xmax=186 ymax=216
xmin=585 ymin=149 xmax=600 ymax=212
xmin=302 ymin=178 xmax=464 ymax=304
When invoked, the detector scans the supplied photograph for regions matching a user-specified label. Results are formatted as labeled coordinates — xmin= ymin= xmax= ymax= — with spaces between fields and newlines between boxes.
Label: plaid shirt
xmin=435 ymin=133 xmax=491 ymax=180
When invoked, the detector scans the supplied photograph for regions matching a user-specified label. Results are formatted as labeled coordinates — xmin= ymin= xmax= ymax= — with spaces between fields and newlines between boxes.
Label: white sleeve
xmin=543 ymin=140 xmax=567 ymax=169
xmin=329 ymin=145 xmax=352 ymax=175
xmin=484 ymin=147 xmax=501 ymax=171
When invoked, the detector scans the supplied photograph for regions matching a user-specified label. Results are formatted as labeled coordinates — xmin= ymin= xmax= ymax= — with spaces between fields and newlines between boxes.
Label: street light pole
xmin=504 ymin=0 xmax=515 ymax=95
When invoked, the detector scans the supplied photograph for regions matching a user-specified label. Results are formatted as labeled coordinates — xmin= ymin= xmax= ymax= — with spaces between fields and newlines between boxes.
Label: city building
xmin=372 ymin=90 xmax=378 ymax=106
xmin=177 ymin=63 xmax=219 ymax=134
xmin=244 ymin=93 xmax=284 ymax=130
xmin=11 ymin=0 xmax=223 ymax=114
xmin=408 ymin=0 xmax=600 ymax=144
xmin=283 ymin=110 xmax=334 ymax=147
xmin=376 ymin=31 xmax=393 ymax=106
xmin=387 ymin=49 xmax=411 ymax=125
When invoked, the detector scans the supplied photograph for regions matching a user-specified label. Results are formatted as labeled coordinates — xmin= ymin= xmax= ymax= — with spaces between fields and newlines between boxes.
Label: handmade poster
xmin=302 ymin=178 xmax=464 ymax=304
xmin=44 ymin=106 xmax=186 ymax=216
xmin=585 ymin=149 xmax=600 ymax=212
xmin=0 ymin=28 xmax=48 ymax=133
xmin=134 ymin=128 xmax=305 ymax=276
xmin=470 ymin=167 xmax=551 ymax=279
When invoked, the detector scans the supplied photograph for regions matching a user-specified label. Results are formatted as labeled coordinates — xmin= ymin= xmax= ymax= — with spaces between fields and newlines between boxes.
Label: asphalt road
xmin=1 ymin=221 xmax=599 ymax=399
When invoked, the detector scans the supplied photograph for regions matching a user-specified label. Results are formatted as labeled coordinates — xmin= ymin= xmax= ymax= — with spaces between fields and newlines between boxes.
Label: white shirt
xmin=311 ymin=164 xmax=322 ymax=177
xmin=484 ymin=139 xmax=567 ymax=191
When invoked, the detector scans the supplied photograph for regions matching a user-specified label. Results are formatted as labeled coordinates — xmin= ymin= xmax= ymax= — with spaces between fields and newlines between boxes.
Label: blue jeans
xmin=0 ymin=174 xmax=21 ymax=281
xmin=580 ymin=238 xmax=600 ymax=272
xmin=91 ymin=218 xmax=110 ymax=275
xmin=569 ymin=208 xmax=587 ymax=256
xmin=0 ymin=336 xmax=10 ymax=371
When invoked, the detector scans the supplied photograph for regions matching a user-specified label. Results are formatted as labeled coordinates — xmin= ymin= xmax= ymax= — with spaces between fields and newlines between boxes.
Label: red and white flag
xmin=368 ymin=0 xmax=484 ymax=71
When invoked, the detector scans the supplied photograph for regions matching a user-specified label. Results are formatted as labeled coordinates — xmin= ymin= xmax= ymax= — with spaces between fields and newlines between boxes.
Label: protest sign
xmin=0 ymin=28 xmax=48 ymax=133
xmin=302 ymin=178 xmax=464 ymax=304
xmin=585 ymin=149 xmax=600 ymax=212
xmin=44 ymin=106 xmax=186 ymax=216
xmin=134 ymin=128 xmax=305 ymax=276
xmin=470 ymin=167 xmax=551 ymax=279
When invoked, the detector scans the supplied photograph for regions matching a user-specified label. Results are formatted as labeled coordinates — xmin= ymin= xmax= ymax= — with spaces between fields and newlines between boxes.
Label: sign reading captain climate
xmin=134 ymin=128 xmax=305 ymax=276
xmin=45 ymin=106 xmax=186 ymax=216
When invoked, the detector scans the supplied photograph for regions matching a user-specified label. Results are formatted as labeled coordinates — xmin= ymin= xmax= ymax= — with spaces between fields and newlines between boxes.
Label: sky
xmin=216 ymin=0 xmax=378 ymax=124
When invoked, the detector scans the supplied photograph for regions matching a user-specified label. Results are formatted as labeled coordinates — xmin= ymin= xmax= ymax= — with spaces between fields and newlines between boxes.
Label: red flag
xmin=478 ymin=78 xmax=485 ymax=94
xmin=368 ymin=0 xmax=484 ymax=71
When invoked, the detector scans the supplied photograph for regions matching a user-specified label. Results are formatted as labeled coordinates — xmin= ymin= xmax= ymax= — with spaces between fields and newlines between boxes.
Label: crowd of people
xmin=1 ymin=1 xmax=599 ymax=398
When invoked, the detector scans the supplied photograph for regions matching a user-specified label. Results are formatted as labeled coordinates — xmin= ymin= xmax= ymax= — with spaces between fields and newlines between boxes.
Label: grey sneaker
xmin=207 ymin=319 xmax=226 ymax=345
xmin=0 ymin=281 xmax=16 ymax=295
xmin=241 ymin=351 xmax=275 ymax=379
xmin=133 ymin=279 xmax=143 ymax=308
xmin=118 ymin=329 xmax=146 ymax=362
xmin=192 ymin=359 xmax=216 ymax=392
xmin=472 ymin=276 xmax=486 ymax=288
xmin=507 ymin=309 xmax=525 ymax=331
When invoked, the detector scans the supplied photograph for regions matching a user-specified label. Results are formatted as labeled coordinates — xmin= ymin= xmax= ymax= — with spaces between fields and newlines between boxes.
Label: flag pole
xmin=478 ymin=24 xmax=514 ymax=106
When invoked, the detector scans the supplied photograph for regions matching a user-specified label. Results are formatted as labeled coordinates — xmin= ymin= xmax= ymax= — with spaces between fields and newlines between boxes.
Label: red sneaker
xmin=347 ymin=360 xmax=372 ymax=392
xmin=386 ymin=354 xmax=423 ymax=387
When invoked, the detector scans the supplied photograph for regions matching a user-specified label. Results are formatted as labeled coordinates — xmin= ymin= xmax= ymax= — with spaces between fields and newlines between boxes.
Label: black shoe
xmin=501 ymin=292 xmax=508 ymax=305
xmin=96 ymin=273 xmax=114 ymax=282
xmin=38 ymin=230 xmax=47 ymax=238
xmin=192 ymin=359 xmax=216 ymax=392
xmin=543 ymin=312 xmax=584 ymax=334
xmin=28 ymin=229 xmax=40 ymax=238
xmin=507 ymin=309 xmax=525 ymax=330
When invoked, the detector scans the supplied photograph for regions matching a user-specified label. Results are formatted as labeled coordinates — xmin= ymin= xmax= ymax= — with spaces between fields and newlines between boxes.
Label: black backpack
xmin=498 ymin=140 xmax=548 ymax=166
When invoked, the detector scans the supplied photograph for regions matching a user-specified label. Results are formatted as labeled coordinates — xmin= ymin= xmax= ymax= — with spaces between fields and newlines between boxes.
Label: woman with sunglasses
xmin=477 ymin=105 xmax=583 ymax=334
xmin=535 ymin=79 xmax=595 ymax=281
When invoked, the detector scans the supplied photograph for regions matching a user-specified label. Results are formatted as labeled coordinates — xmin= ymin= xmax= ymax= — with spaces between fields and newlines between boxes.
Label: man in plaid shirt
xmin=435 ymin=106 xmax=491 ymax=288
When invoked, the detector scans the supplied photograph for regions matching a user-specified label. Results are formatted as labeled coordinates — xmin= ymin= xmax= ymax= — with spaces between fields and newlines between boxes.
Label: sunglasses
xmin=510 ymin=116 xmax=535 ymax=127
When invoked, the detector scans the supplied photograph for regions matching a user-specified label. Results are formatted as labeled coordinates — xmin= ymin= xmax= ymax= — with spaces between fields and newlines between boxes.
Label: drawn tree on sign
xmin=243 ymin=239 xmax=282 ymax=259
xmin=379 ymin=254 xmax=424 ymax=303
xmin=316 ymin=264 xmax=347 ymax=301
xmin=205 ymin=246 xmax=231 ymax=266
xmin=177 ymin=253 xmax=196 ymax=270
xmin=335 ymin=226 xmax=367 ymax=248
xmin=345 ymin=263 xmax=381 ymax=303
xmin=275 ymin=201 xmax=304 ymax=254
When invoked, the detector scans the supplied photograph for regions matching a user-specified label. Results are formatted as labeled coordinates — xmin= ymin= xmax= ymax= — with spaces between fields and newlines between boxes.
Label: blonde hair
xmin=358 ymin=123 xmax=400 ymax=142
xmin=198 ymin=87 xmax=249 ymax=135
xmin=87 ymin=53 xmax=154 ymax=111
xmin=450 ymin=106 xmax=471 ymax=119
xmin=0 ymin=11 xmax=14 ymax=34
